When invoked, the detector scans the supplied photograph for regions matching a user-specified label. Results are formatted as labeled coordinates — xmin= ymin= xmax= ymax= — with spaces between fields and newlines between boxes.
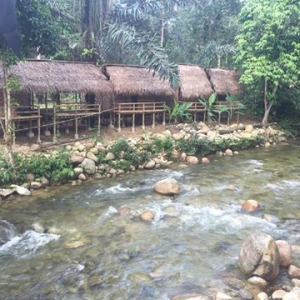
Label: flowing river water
xmin=1 ymin=141 xmax=300 ymax=299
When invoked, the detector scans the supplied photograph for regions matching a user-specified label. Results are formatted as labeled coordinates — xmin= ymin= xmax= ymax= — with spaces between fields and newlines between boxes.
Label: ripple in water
xmin=0 ymin=230 xmax=60 ymax=258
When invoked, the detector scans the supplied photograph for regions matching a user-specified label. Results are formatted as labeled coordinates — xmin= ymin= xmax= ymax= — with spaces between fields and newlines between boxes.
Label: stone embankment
xmin=0 ymin=122 xmax=288 ymax=197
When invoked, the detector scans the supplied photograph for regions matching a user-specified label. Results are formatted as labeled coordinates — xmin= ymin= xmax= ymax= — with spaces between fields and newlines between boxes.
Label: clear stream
xmin=1 ymin=141 xmax=300 ymax=300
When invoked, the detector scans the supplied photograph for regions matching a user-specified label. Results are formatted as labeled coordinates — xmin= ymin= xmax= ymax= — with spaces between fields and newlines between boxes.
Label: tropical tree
xmin=235 ymin=0 xmax=300 ymax=125
xmin=165 ymin=0 xmax=241 ymax=67
xmin=0 ymin=0 xmax=62 ymax=164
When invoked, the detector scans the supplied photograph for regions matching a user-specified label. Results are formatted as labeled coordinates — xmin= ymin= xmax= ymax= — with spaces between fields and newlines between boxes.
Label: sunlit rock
xmin=201 ymin=157 xmax=210 ymax=164
xmin=140 ymin=211 xmax=154 ymax=222
xmin=289 ymin=265 xmax=300 ymax=278
xmin=10 ymin=184 xmax=31 ymax=196
xmin=272 ymin=290 xmax=287 ymax=299
xmin=70 ymin=155 xmax=85 ymax=164
xmin=239 ymin=233 xmax=280 ymax=280
xmin=276 ymin=240 xmax=292 ymax=267
xmin=241 ymin=200 xmax=260 ymax=212
xmin=224 ymin=149 xmax=233 ymax=156
xmin=186 ymin=156 xmax=199 ymax=164
xmin=153 ymin=178 xmax=181 ymax=195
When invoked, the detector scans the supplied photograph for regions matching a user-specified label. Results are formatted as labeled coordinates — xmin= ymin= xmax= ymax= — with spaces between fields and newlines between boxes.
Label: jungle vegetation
xmin=0 ymin=0 xmax=300 ymax=129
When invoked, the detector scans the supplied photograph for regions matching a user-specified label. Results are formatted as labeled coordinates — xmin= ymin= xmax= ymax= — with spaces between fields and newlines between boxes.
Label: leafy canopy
xmin=235 ymin=0 xmax=300 ymax=92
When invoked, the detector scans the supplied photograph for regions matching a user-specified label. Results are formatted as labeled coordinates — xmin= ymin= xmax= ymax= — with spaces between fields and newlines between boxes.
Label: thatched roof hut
xmin=102 ymin=64 xmax=174 ymax=103
xmin=178 ymin=65 xmax=214 ymax=101
xmin=206 ymin=68 xmax=242 ymax=97
xmin=0 ymin=60 xmax=114 ymax=109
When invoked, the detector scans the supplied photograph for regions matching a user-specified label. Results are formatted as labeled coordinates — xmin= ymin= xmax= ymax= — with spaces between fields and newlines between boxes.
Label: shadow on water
xmin=1 ymin=141 xmax=300 ymax=298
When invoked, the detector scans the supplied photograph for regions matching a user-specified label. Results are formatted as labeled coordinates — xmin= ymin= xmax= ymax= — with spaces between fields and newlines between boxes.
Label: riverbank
xmin=0 ymin=121 xmax=290 ymax=198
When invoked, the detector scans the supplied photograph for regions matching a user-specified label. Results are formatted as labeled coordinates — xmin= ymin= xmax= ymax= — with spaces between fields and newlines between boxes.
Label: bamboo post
xmin=37 ymin=106 xmax=41 ymax=144
xmin=162 ymin=110 xmax=166 ymax=127
xmin=118 ymin=113 xmax=121 ymax=132
xmin=98 ymin=104 xmax=101 ymax=136
xmin=53 ymin=103 xmax=57 ymax=143
xmin=152 ymin=112 xmax=155 ymax=128
xmin=132 ymin=113 xmax=135 ymax=132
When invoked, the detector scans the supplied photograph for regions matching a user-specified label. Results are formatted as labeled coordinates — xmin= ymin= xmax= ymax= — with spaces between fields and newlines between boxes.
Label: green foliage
xmin=151 ymin=137 xmax=174 ymax=157
xmin=0 ymin=151 xmax=74 ymax=186
xmin=176 ymin=133 xmax=213 ymax=156
xmin=199 ymin=93 xmax=217 ymax=122
xmin=164 ymin=99 xmax=192 ymax=123
xmin=108 ymin=139 xmax=148 ymax=167
xmin=175 ymin=133 xmax=264 ymax=156
xmin=235 ymin=0 xmax=300 ymax=124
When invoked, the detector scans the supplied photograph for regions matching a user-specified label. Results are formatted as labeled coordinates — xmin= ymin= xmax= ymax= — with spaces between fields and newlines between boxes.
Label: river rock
xmin=81 ymin=158 xmax=96 ymax=175
xmin=282 ymin=292 xmax=299 ymax=300
xmin=201 ymin=157 xmax=210 ymax=164
xmin=70 ymin=155 xmax=84 ymax=164
xmin=0 ymin=188 xmax=15 ymax=198
xmin=257 ymin=292 xmax=268 ymax=300
xmin=225 ymin=149 xmax=233 ymax=156
xmin=247 ymin=276 xmax=267 ymax=288
xmin=153 ymin=178 xmax=181 ymax=195
xmin=239 ymin=233 xmax=280 ymax=280
xmin=272 ymin=289 xmax=287 ymax=299
xmin=145 ymin=160 xmax=156 ymax=169
xmin=105 ymin=152 xmax=115 ymax=160
xmin=173 ymin=133 xmax=184 ymax=141
xmin=171 ymin=294 xmax=211 ymax=300
xmin=140 ymin=211 xmax=155 ymax=221
xmin=276 ymin=240 xmax=292 ymax=267
xmin=245 ymin=125 xmax=254 ymax=133
xmin=86 ymin=151 xmax=99 ymax=163
xmin=30 ymin=181 xmax=42 ymax=189
xmin=186 ymin=156 xmax=199 ymax=164
xmin=289 ymin=265 xmax=300 ymax=278
xmin=241 ymin=200 xmax=260 ymax=212
xmin=215 ymin=292 xmax=232 ymax=300
xmin=10 ymin=185 xmax=31 ymax=196
xmin=78 ymin=173 xmax=86 ymax=181
xmin=0 ymin=220 xmax=18 ymax=245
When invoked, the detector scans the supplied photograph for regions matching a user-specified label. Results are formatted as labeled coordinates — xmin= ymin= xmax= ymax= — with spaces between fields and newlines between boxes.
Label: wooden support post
xmin=75 ymin=117 xmax=79 ymax=139
xmin=109 ymin=112 xmax=114 ymax=128
xmin=53 ymin=104 xmax=57 ymax=143
xmin=142 ymin=113 xmax=145 ymax=130
xmin=118 ymin=114 xmax=121 ymax=132
xmin=132 ymin=113 xmax=135 ymax=132
xmin=37 ymin=116 xmax=41 ymax=144
xmin=162 ymin=111 xmax=166 ymax=127
xmin=98 ymin=105 xmax=101 ymax=136
xmin=152 ymin=112 xmax=155 ymax=128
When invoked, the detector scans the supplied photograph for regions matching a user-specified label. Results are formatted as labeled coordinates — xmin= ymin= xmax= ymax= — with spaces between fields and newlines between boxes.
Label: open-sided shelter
xmin=206 ymin=68 xmax=242 ymax=99
xmin=177 ymin=64 xmax=214 ymax=122
xmin=0 ymin=59 xmax=114 ymax=142
xmin=102 ymin=64 xmax=175 ymax=131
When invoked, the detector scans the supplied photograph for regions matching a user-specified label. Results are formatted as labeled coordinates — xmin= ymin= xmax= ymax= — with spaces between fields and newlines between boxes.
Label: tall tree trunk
xmin=262 ymin=78 xmax=278 ymax=125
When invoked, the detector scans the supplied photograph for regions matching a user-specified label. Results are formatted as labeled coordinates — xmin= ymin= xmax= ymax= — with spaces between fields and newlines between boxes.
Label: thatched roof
xmin=178 ymin=65 xmax=214 ymax=101
xmin=206 ymin=68 xmax=242 ymax=96
xmin=0 ymin=60 xmax=114 ymax=97
xmin=102 ymin=64 xmax=174 ymax=98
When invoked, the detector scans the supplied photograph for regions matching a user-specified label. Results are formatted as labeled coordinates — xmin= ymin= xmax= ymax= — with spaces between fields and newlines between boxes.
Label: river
xmin=0 ymin=141 xmax=300 ymax=299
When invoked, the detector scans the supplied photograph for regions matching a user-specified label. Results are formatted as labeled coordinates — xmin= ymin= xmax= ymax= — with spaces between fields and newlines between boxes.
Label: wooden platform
xmin=0 ymin=106 xmax=41 ymax=143
xmin=42 ymin=103 xmax=101 ymax=142
xmin=113 ymin=102 xmax=166 ymax=132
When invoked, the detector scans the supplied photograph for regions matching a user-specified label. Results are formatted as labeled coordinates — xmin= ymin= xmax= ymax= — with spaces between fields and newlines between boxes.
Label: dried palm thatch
xmin=0 ymin=60 xmax=114 ymax=107
xmin=178 ymin=65 xmax=214 ymax=101
xmin=206 ymin=68 xmax=242 ymax=96
xmin=102 ymin=64 xmax=174 ymax=99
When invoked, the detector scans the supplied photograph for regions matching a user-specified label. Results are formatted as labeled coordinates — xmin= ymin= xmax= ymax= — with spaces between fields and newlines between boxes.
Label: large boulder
xmin=0 ymin=220 xmax=18 ymax=245
xmin=81 ymin=158 xmax=96 ymax=175
xmin=153 ymin=178 xmax=181 ymax=195
xmin=239 ymin=233 xmax=280 ymax=280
